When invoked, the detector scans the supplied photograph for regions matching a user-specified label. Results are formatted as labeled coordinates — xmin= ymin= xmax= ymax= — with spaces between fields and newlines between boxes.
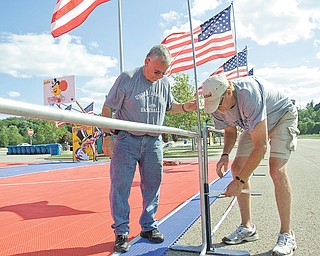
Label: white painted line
xmin=0 ymin=176 xmax=109 ymax=186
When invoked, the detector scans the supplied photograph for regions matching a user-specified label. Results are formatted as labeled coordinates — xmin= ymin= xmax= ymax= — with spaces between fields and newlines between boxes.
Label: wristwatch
xmin=102 ymin=132 xmax=112 ymax=137
xmin=235 ymin=175 xmax=245 ymax=184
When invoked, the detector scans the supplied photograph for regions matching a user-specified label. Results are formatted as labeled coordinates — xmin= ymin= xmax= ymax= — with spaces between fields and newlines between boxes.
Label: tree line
xmin=297 ymin=101 xmax=320 ymax=135
xmin=0 ymin=74 xmax=319 ymax=147
xmin=0 ymin=117 xmax=71 ymax=147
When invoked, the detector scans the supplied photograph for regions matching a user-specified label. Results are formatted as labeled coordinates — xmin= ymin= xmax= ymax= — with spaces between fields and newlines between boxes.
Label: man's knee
xmin=269 ymin=158 xmax=290 ymax=184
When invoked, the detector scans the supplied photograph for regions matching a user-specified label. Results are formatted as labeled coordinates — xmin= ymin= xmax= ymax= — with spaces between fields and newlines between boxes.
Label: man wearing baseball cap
xmin=202 ymin=73 xmax=299 ymax=256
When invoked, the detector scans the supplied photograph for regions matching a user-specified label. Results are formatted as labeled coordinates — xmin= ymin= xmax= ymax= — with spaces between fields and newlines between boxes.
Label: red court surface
xmin=0 ymin=160 xmax=219 ymax=256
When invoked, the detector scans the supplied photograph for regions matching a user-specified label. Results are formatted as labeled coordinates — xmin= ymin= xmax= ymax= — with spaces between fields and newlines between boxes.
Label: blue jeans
xmin=109 ymin=131 xmax=163 ymax=235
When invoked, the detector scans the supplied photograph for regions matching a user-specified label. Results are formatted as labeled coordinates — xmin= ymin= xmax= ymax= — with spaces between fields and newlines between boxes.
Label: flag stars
xmin=198 ymin=6 xmax=231 ymax=42
xmin=223 ymin=48 xmax=247 ymax=72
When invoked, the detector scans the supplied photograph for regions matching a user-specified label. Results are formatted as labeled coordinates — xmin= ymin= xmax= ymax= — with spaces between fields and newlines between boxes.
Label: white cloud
xmin=255 ymin=65 xmax=320 ymax=108
xmin=160 ymin=0 xmax=219 ymax=36
xmin=160 ymin=11 xmax=181 ymax=25
xmin=315 ymin=39 xmax=320 ymax=59
xmin=82 ymin=76 xmax=117 ymax=94
xmin=161 ymin=0 xmax=319 ymax=46
xmin=76 ymin=75 xmax=118 ymax=115
xmin=234 ymin=0 xmax=319 ymax=45
xmin=7 ymin=91 xmax=20 ymax=97
xmin=0 ymin=33 xmax=118 ymax=78
xmin=191 ymin=0 xmax=219 ymax=17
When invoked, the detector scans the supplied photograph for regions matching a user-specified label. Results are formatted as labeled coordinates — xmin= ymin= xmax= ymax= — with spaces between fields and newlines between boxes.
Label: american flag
xmin=55 ymin=104 xmax=72 ymax=128
xmin=84 ymin=102 xmax=94 ymax=114
xmin=161 ymin=5 xmax=236 ymax=76
xmin=51 ymin=0 xmax=110 ymax=38
xmin=210 ymin=47 xmax=248 ymax=80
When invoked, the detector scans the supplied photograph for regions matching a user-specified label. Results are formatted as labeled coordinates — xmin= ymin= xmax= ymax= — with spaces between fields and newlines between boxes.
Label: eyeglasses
xmin=218 ymin=96 xmax=225 ymax=108
xmin=218 ymin=90 xmax=227 ymax=109
xmin=148 ymin=58 xmax=167 ymax=76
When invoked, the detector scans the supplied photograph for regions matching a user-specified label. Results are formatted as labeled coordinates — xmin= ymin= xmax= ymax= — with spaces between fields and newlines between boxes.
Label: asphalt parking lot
xmin=165 ymin=138 xmax=320 ymax=256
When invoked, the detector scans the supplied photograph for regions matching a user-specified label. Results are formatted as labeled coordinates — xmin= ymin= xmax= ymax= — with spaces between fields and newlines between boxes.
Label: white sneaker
xmin=222 ymin=224 xmax=259 ymax=244
xmin=272 ymin=231 xmax=297 ymax=256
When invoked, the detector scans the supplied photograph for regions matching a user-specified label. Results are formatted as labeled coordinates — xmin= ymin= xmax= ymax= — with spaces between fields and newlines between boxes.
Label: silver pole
xmin=245 ymin=45 xmax=248 ymax=74
xmin=118 ymin=0 xmax=124 ymax=73
xmin=0 ymin=98 xmax=197 ymax=138
xmin=231 ymin=1 xmax=240 ymax=78
xmin=186 ymin=0 xmax=207 ymax=254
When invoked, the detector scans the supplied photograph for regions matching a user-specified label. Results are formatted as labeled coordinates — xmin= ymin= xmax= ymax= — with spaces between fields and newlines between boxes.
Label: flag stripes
xmin=51 ymin=0 xmax=110 ymax=38
xmin=162 ymin=5 xmax=236 ymax=76
xmin=210 ymin=47 xmax=248 ymax=80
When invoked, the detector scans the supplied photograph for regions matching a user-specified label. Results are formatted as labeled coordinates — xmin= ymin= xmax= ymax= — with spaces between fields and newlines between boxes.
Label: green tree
xmin=0 ymin=117 xmax=71 ymax=146
xmin=7 ymin=125 xmax=24 ymax=145
xmin=298 ymin=100 xmax=320 ymax=135
xmin=165 ymin=73 xmax=206 ymax=133
xmin=0 ymin=124 xmax=9 ymax=147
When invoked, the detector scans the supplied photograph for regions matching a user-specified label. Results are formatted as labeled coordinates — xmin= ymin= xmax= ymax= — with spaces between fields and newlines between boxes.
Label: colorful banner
xmin=43 ymin=75 xmax=76 ymax=105
xmin=72 ymin=125 xmax=94 ymax=161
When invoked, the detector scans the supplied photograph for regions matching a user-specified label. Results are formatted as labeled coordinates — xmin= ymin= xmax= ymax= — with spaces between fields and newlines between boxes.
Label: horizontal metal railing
xmin=0 ymin=98 xmax=197 ymax=138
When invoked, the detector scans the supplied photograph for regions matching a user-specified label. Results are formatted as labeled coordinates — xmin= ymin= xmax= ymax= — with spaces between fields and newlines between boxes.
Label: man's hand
xmin=216 ymin=154 xmax=229 ymax=178
xmin=225 ymin=179 xmax=243 ymax=197
xmin=183 ymin=100 xmax=198 ymax=112
xmin=102 ymin=137 xmax=114 ymax=157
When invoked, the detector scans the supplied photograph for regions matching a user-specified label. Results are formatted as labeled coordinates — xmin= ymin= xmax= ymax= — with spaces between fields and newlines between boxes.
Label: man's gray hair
xmin=146 ymin=44 xmax=171 ymax=65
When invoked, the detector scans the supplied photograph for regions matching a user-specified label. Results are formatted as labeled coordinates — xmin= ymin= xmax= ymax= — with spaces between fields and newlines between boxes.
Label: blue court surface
xmin=0 ymin=161 xmax=103 ymax=178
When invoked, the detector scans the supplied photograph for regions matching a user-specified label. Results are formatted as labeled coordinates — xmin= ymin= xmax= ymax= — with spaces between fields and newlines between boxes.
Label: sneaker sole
xmin=272 ymin=245 xmax=297 ymax=256
xmin=223 ymin=233 xmax=259 ymax=245
xmin=114 ymin=245 xmax=130 ymax=253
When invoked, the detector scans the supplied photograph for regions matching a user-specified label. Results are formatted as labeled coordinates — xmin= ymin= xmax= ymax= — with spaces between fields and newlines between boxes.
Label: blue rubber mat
xmin=0 ymin=161 xmax=104 ymax=178
xmin=113 ymin=171 xmax=232 ymax=256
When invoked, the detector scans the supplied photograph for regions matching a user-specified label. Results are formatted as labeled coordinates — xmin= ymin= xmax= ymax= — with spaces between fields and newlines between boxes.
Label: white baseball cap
xmin=202 ymin=74 xmax=228 ymax=113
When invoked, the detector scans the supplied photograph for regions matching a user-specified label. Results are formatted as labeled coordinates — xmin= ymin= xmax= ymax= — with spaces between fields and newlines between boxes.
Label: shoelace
xmin=152 ymin=230 xmax=159 ymax=235
xmin=117 ymin=235 xmax=126 ymax=243
xmin=236 ymin=226 xmax=244 ymax=235
xmin=236 ymin=225 xmax=251 ymax=235
xmin=277 ymin=234 xmax=290 ymax=246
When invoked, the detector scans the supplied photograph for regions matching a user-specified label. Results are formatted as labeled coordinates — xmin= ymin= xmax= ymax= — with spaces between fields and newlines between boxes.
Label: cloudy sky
xmin=0 ymin=0 xmax=319 ymax=119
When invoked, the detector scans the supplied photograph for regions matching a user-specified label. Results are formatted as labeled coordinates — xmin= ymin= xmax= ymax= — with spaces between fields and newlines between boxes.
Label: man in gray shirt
xmin=202 ymin=73 xmax=299 ymax=256
xmin=101 ymin=44 xmax=197 ymax=253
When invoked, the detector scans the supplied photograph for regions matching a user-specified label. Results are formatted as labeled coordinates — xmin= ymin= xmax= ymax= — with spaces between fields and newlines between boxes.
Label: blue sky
xmin=0 ymin=0 xmax=319 ymax=119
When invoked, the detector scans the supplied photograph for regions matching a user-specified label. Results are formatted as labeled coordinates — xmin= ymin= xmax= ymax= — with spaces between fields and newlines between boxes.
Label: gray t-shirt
xmin=105 ymin=67 xmax=174 ymax=136
xmin=212 ymin=76 xmax=294 ymax=132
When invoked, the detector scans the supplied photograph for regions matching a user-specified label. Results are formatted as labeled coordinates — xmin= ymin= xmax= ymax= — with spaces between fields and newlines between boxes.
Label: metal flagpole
xmin=245 ymin=45 xmax=249 ymax=74
xmin=171 ymin=1 xmax=249 ymax=255
xmin=185 ymin=0 xmax=207 ymax=254
xmin=231 ymin=1 xmax=240 ymax=78
xmin=118 ymin=0 xmax=124 ymax=73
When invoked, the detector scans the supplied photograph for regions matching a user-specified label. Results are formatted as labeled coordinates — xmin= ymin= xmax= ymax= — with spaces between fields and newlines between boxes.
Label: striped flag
xmin=55 ymin=104 xmax=72 ymax=128
xmin=161 ymin=5 xmax=236 ymax=76
xmin=84 ymin=102 xmax=94 ymax=114
xmin=210 ymin=47 xmax=248 ymax=80
xmin=51 ymin=0 xmax=110 ymax=38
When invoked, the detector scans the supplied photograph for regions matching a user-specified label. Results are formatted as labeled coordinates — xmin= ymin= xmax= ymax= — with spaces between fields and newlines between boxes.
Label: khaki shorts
xmin=236 ymin=108 xmax=300 ymax=159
